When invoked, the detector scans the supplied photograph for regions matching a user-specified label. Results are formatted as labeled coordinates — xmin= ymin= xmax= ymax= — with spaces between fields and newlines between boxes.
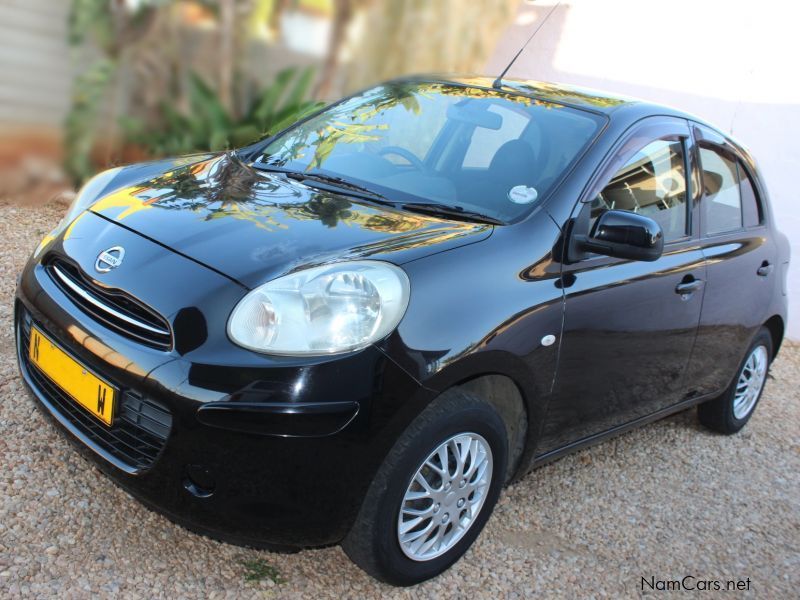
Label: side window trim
xmin=680 ymin=135 xmax=694 ymax=241
xmin=577 ymin=117 xmax=691 ymax=209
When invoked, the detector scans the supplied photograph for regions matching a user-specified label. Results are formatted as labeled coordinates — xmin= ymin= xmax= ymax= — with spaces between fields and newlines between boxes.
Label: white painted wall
xmin=488 ymin=0 xmax=800 ymax=338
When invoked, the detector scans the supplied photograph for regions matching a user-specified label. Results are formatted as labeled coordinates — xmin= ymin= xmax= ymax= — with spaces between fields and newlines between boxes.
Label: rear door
xmin=682 ymin=124 xmax=777 ymax=397
xmin=539 ymin=117 xmax=705 ymax=453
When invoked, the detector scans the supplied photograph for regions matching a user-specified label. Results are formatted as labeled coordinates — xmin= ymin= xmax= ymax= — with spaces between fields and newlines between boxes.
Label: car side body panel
xmin=379 ymin=218 xmax=565 ymax=471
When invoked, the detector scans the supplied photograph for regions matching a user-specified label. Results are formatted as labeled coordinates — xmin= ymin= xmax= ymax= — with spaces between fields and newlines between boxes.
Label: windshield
xmin=253 ymin=82 xmax=604 ymax=222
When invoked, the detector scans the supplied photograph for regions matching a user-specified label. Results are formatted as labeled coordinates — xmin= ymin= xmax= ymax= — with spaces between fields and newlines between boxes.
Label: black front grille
xmin=18 ymin=311 xmax=172 ymax=472
xmin=46 ymin=257 xmax=172 ymax=351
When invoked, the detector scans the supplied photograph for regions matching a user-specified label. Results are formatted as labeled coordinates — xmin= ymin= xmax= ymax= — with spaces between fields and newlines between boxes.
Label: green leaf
xmin=118 ymin=115 xmax=146 ymax=140
xmin=161 ymin=102 xmax=189 ymax=131
xmin=240 ymin=558 xmax=286 ymax=585
xmin=230 ymin=124 xmax=263 ymax=147
xmin=68 ymin=0 xmax=110 ymax=47
xmin=250 ymin=68 xmax=295 ymax=128
xmin=209 ymin=129 xmax=229 ymax=152
xmin=269 ymin=101 xmax=325 ymax=134
xmin=283 ymin=67 xmax=316 ymax=113
xmin=117 ymin=66 xmax=322 ymax=164
xmin=188 ymin=72 xmax=231 ymax=134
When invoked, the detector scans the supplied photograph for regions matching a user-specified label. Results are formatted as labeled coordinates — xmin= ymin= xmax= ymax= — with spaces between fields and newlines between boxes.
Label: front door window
xmin=591 ymin=139 xmax=688 ymax=242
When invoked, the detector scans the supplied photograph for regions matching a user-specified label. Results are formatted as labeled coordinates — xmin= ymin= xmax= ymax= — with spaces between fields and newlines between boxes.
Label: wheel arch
xmin=764 ymin=314 xmax=785 ymax=359
xmin=455 ymin=373 xmax=529 ymax=483
xmin=392 ymin=349 xmax=554 ymax=485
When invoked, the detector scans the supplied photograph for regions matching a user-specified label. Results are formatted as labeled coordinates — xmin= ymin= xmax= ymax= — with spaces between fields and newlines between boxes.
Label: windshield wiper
xmin=252 ymin=163 xmax=502 ymax=224
xmin=251 ymin=163 xmax=395 ymax=205
xmin=401 ymin=202 xmax=504 ymax=225
xmin=290 ymin=172 xmax=395 ymax=204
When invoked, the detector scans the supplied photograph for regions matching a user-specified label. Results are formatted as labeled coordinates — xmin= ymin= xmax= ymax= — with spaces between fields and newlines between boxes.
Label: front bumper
xmin=15 ymin=235 xmax=429 ymax=548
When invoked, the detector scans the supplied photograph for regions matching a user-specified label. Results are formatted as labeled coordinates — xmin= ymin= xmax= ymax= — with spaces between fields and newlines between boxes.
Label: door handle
xmin=675 ymin=279 xmax=704 ymax=295
xmin=757 ymin=262 xmax=773 ymax=277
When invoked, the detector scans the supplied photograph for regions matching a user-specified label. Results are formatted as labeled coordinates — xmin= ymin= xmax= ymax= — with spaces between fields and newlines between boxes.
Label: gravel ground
xmin=1 ymin=202 xmax=798 ymax=598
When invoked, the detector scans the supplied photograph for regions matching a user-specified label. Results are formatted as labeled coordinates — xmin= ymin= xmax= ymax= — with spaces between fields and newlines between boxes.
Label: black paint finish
xmin=14 ymin=75 xmax=789 ymax=549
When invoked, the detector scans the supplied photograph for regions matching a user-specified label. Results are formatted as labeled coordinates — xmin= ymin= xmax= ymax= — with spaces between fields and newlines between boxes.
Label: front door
xmin=538 ymin=118 xmax=705 ymax=454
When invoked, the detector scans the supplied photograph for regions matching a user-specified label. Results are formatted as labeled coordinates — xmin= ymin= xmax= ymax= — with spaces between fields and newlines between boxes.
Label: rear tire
xmin=342 ymin=388 xmax=508 ymax=586
xmin=698 ymin=327 xmax=772 ymax=434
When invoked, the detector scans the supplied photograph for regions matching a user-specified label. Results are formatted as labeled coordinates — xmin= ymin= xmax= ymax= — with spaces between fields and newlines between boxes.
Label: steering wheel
xmin=378 ymin=146 xmax=426 ymax=171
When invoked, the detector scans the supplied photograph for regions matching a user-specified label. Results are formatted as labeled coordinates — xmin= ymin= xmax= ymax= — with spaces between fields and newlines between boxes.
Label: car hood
xmin=88 ymin=153 xmax=492 ymax=288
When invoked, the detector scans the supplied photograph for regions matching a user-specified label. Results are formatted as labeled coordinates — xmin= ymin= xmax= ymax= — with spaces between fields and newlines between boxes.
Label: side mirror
xmin=580 ymin=209 xmax=664 ymax=262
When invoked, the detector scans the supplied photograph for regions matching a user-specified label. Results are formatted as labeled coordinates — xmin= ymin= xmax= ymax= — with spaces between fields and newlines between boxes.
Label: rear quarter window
xmin=738 ymin=162 xmax=764 ymax=227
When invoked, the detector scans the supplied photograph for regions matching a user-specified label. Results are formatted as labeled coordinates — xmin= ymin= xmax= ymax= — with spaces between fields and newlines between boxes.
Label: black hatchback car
xmin=15 ymin=76 xmax=789 ymax=585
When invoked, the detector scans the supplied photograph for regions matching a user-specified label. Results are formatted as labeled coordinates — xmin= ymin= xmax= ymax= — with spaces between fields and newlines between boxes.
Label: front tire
xmin=342 ymin=389 xmax=508 ymax=586
xmin=698 ymin=327 xmax=772 ymax=434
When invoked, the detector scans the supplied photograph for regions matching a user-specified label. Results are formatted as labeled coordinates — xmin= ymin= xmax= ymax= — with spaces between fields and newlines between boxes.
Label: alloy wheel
xmin=733 ymin=345 xmax=768 ymax=420
xmin=397 ymin=432 xmax=493 ymax=561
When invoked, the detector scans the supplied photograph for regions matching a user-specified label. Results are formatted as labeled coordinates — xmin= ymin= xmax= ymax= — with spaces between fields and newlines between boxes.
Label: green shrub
xmin=120 ymin=67 xmax=326 ymax=158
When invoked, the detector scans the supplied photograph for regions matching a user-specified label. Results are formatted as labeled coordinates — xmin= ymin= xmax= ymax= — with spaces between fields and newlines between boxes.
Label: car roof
xmin=383 ymin=74 xmax=754 ymax=167
xmin=399 ymin=73 xmax=716 ymax=130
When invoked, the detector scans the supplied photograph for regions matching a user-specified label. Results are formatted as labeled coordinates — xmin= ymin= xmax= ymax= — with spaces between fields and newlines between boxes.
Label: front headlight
xmin=228 ymin=260 xmax=410 ymax=356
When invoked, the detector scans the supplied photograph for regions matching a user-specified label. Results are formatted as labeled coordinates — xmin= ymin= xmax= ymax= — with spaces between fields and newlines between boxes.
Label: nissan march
xmin=15 ymin=76 xmax=789 ymax=585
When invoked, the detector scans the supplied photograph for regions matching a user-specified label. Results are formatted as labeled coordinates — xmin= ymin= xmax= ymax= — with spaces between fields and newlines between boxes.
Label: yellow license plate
xmin=29 ymin=326 xmax=116 ymax=426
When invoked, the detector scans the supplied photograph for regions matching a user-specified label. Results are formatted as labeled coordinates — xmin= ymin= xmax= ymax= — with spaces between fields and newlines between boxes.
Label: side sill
xmin=531 ymin=392 xmax=718 ymax=469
